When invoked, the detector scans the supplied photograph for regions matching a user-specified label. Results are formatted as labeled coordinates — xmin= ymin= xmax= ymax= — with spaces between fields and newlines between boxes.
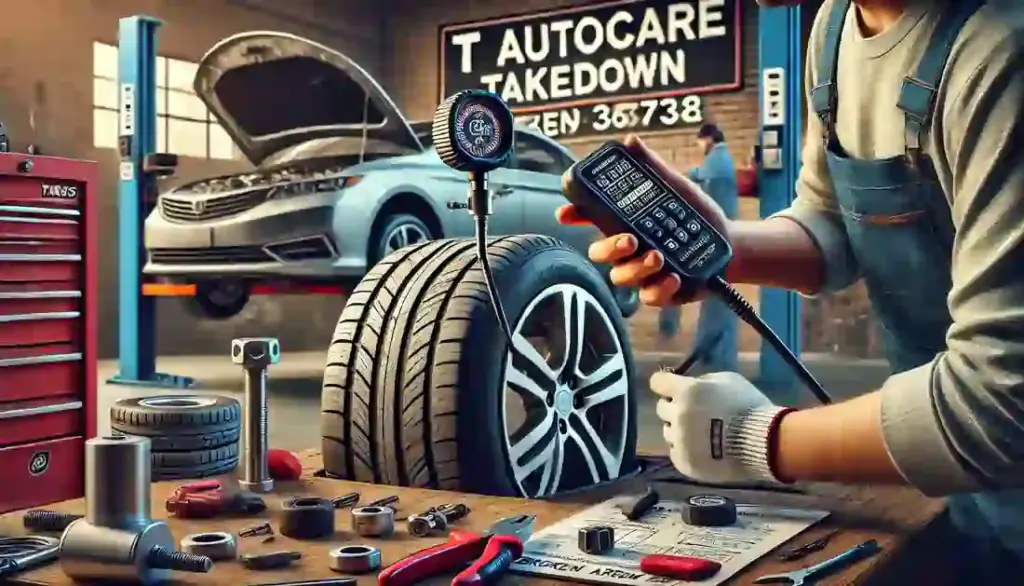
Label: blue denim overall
xmin=813 ymin=0 xmax=1024 ymax=578
xmin=658 ymin=145 xmax=740 ymax=372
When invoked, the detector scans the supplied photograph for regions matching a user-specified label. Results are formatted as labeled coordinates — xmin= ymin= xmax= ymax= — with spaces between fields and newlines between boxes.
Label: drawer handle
xmin=0 ymin=215 xmax=78 ymax=226
xmin=0 ymin=400 xmax=82 ymax=420
xmin=0 ymin=353 xmax=81 ymax=368
xmin=0 ymin=291 xmax=81 ymax=300
xmin=0 ymin=205 xmax=80 ymax=218
xmin=0 ymin=254 xmax=82 ymax=262
xmin=0 ymin=311 xmax=80 ymax=323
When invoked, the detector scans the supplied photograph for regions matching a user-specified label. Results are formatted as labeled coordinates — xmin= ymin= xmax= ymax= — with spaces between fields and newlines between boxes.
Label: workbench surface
xmin=0 ymin=450 xmax=948 ymax=586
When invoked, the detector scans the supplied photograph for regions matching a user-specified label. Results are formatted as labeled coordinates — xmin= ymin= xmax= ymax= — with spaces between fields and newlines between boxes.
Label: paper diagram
xmin=511 ymin=497 xmax=829 ymax=586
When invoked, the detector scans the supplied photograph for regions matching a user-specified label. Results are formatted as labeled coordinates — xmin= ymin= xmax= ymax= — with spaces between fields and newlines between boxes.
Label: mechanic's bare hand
xmin=557 ymin=134 xmax=731 ymax=307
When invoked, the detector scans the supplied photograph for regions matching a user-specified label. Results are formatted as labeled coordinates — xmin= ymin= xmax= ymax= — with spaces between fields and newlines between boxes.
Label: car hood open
xmin=194 ymin=32 xmax=422 ymax=166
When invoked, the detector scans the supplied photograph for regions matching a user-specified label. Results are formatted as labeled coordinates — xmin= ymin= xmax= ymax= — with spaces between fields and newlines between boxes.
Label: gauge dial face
xmin=454 ymin=100 xmax=504 ymax=160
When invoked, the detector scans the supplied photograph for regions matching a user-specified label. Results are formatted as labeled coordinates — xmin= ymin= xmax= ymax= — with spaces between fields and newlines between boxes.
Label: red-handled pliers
xmin=378 ymin=514 xmax=535 ymax=586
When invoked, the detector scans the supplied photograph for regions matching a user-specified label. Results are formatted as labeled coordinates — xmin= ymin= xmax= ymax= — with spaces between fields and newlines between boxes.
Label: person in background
xmin=658 ymin=124 xmax=740 ymax=373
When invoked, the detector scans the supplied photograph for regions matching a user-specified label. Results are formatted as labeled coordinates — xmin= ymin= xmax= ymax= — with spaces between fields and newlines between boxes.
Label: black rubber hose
xmin=707 ymin=275 xmax=832 ymax=404
xmin=474 ymin=214 xmax=514 ymax=341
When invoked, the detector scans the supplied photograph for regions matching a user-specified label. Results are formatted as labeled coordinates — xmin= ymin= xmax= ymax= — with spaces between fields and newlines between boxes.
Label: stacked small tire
xmin=110 ymin=396 xmax=242 ymax=480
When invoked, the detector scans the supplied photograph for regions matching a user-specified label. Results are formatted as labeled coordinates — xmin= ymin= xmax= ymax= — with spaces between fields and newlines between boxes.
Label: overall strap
xmin=810 ymin=0 xmax=852 ymax=144
xmin=897 ymin=0 xmax=987 ymax=170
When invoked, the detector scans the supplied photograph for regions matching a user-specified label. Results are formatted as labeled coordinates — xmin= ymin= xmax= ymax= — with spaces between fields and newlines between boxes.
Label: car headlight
xmin=268 ymin=175 xmax=362 ymax=200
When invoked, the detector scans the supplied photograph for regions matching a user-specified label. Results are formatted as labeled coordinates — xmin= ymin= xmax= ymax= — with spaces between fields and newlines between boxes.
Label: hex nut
xmin=180 ymin=532 xmax=237 ymax=561
xmin=231 ymin=338 xmax=280 ymax=367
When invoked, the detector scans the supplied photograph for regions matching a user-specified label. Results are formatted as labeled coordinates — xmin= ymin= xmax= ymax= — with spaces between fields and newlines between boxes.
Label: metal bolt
xmin=367 ymin=495 xmax=399 ymax=508
xmin=546 ymin=394 xmax=555 ymax=407
xmin=232 ymin=337 xmax=280 ymax=493
xmin=438 ymin=503 xmax=471 ymax=523
xmin=23 ymin=510 xmax=83 ymax=532
xmin=238 ymin=522 xmax=273 ymax=538
xmin=558 ymin=419 xmax=568 ymax=434
xmin=331 ymin=492 xmax=360 ymax=508
xmin=148 ymin=547 xmax=212 ymax=573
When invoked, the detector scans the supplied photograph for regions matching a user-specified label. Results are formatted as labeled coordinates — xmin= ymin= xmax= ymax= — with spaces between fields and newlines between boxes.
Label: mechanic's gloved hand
xmin=651 ymin=371 xmax=794 ymax=485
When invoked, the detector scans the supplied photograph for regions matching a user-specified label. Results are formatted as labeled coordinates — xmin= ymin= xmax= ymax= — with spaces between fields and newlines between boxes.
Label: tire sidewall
xmin=457 ymin=244 xmax=637 ymax=496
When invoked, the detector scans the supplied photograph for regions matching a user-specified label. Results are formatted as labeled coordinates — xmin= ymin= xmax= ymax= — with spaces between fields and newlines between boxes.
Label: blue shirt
xmin=688 ymin=143 xmax=739 ymax=220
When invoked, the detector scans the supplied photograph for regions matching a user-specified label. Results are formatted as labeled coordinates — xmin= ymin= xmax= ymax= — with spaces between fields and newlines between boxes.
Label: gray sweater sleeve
xmin=881 ymin=29 xmax=1024 ymax=495
xmin=770 ymin=3 xmax=860 ymax=294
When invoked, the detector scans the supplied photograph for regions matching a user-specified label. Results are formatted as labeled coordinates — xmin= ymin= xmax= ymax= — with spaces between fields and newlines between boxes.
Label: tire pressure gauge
xmin=432 ymin=90 xmax=514 ymax=173
xmin=431 ymin=90 xmax=516 ymax=339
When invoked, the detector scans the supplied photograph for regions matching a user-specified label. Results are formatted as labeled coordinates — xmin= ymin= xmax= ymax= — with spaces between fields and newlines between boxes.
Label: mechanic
xmin=658 ymin=123 xmax=740 ymax=375
xmin=557 ymin=0 xmax=1024 ymax=580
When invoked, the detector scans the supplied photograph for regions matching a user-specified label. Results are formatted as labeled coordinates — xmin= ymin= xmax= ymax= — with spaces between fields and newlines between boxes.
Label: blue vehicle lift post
xmin=756 ymin=6 xmax=804 ymax=404
xmin=108 ymin=15 xmax=195 ymax=388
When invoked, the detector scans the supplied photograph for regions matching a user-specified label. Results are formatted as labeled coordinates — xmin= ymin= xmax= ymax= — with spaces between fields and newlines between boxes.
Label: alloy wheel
xmin=501 ymin=283 xmax=630 ymax=498
xmin=383 ymin=223 xmax=430 ymax=254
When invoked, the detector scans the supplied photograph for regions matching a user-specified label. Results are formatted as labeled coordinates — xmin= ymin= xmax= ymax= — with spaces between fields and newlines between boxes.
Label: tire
xmin=110 ymin=396 xmax=241 ymax=452
xmin=372 ymin=214 xmax=433 ymax=263
xmin=320 ymin=235 xmax=636 ymax=497
xmin=612 ymin=286 xmax=640 ymax=319
xmin=181 ymin=279 xmax=250 ymax=320
xmin=150 ymin=444 xmax=240 ymax=481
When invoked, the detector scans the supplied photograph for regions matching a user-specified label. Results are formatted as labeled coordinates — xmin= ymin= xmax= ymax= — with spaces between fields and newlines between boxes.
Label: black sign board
xmin=439 ymin=0 xmax=742 ymax=140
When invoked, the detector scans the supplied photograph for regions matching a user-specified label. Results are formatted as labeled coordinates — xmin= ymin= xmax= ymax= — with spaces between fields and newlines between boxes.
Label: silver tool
xmin=328 ymin=545 xmax=382 ymax=574
xmin=351 ymin=506 xmax=395 ymax=537
xmin=232 ymin=337 xmax=280 ymax=493
xmin=407 ymin=503 xmax=470 ymax=537
xmin=0 ymin=536 xmax=60 ymax=578
xmin=180 ymin=532 xmax=237 ymax=561
xmin=754 ymin=539 xmax=881 ymax=586
xmin=59 ymin=436 xmax=213 ymax=585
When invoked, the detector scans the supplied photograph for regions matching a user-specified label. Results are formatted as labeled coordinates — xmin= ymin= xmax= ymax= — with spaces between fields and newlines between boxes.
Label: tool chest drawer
xmin=0 ymin=436 xmax=85 ymax=513
xmin=0 ymin=154 xmax=97 ymax=511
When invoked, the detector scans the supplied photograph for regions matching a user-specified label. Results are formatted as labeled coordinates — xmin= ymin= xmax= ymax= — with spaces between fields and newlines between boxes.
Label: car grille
xmin=160 ymin=189 xmax=269 ymax=222
xmin=149 ymin=246 xmax=272 ymax=265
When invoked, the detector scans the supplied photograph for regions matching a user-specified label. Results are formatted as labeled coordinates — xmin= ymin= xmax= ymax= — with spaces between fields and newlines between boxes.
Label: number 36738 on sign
xmin=516 ymin=95 xmax=704 ymax=140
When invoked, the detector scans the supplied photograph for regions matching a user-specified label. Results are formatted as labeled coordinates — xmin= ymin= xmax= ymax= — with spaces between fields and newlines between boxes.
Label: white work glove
xmin=651 ymin=371 xmax=794 ymax=485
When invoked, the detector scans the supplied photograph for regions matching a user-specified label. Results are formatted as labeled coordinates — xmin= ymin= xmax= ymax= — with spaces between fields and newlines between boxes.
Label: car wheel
xmin=320 ymin=235 xmax=637 ymax=497
xmin=373 ymin=214 xmax=433 ymax=262
xmin=181 ymin=279 xmax=250 ymax=320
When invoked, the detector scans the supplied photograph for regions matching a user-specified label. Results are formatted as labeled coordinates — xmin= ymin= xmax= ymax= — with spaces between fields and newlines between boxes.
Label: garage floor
xmin=95 ymin=352 xmax=889 ymax=454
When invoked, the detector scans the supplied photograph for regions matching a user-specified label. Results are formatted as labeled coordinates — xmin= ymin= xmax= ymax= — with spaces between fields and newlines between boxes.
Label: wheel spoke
xmin=578 ymin=353 xmax=628 ymax=408
xmin=567 ymin=413 xmax=620 ymax=482
xmin=556 ymin=289 xmax=586 ymax=378
xmin=510 ymin=411 xmax=558 ymax=482
xmin=507 ymin=409 xmax=557 ymax=465
xmin=508 ymin=334 xmax=556 ymax=401
xmin=535 ymin=435 xmax=565 ymax=497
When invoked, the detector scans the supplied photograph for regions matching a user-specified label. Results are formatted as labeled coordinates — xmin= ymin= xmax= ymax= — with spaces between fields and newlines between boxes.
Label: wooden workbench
xmin=0 ymin=450 xmax=949 ymax=586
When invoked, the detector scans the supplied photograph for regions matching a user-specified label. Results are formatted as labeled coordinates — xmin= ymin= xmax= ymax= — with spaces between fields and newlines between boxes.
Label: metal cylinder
xmin=85 ymin=435 xmax=151 ymax=529
xmin=241 ymin=367 xmax=272 ymax=491
xmin=59 ymin=519 xmax=175 ymax=584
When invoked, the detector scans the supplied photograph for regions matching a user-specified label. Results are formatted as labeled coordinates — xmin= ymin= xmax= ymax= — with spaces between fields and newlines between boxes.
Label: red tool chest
xmin=0 ymin=153 xmax=98 ymax=513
